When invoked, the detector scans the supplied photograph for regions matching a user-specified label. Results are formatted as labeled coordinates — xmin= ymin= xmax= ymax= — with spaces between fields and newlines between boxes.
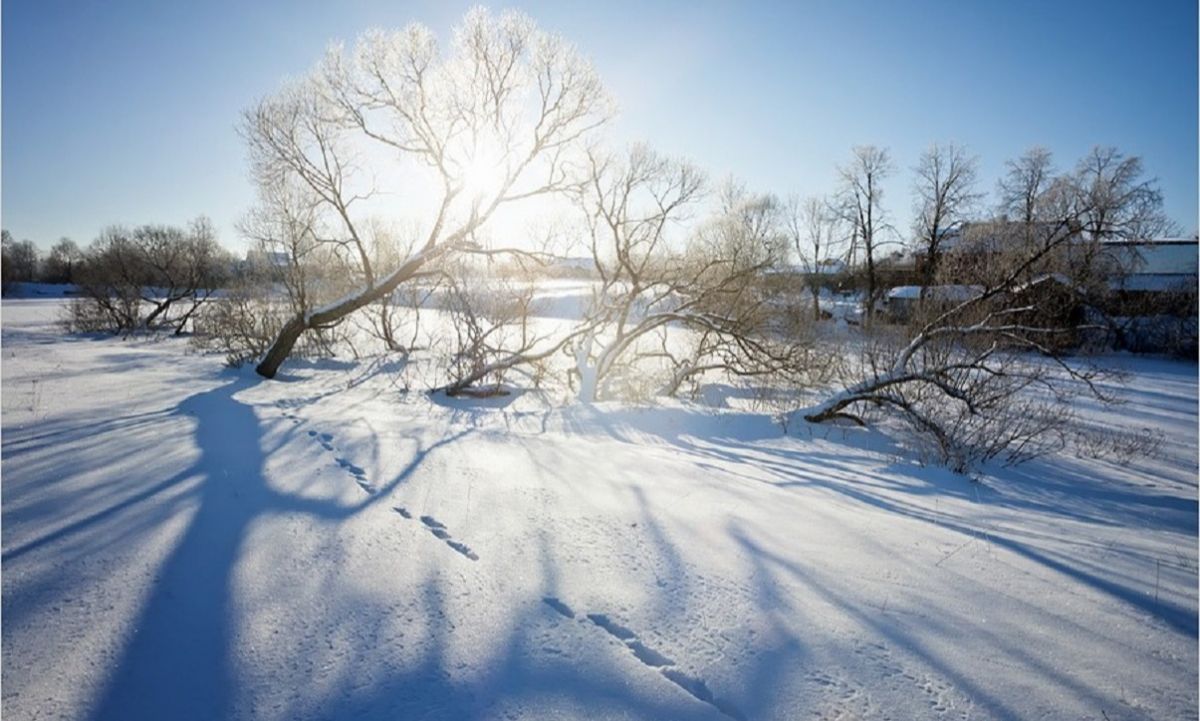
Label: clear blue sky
xmin=3 ymin=0 xmax=1197 ymax=252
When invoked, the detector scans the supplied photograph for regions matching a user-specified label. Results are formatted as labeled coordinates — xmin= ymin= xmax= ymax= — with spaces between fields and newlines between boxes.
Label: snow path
xmin=2 ymin=298 xmax=1197 ymax=721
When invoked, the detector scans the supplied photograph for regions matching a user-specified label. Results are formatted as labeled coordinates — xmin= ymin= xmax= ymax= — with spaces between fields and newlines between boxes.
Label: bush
xmin=192 ymin=282 xmax=341 ymax=367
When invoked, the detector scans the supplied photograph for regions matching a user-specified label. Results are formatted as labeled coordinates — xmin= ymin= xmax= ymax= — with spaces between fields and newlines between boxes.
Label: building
xmin=1102 ymin=238 xmax=1198 ymax=315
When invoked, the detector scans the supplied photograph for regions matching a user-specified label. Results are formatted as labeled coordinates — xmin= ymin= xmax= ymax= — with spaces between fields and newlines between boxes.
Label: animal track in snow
xmin=285 ymin=416 xmax=376 ymax=495
xmin=542 ymin=597 xmax=575 ymax=619
xmin=275 ymin=400 xmax=304 ymax=425
xmin=391 ymin=507 xmax=479 ymax=561
xmin=307 ymin=430 xmax=335 ymax=451
xmin=543 ymin=599 xmax=745 ymax=720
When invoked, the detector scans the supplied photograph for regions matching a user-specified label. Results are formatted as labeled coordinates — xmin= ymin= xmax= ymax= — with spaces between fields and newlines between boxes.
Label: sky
xmin=3 ymin=0 xmax=1197 ymax=254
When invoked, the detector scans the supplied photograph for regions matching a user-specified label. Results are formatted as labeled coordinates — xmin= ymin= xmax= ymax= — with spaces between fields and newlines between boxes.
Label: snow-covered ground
xmin=2 ymin=297 xmax=1197 ymax=721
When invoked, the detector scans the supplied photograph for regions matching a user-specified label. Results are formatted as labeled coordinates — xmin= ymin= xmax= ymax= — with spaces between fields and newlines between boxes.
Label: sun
xmin=458 ymin=134 xmax=509 ymax=202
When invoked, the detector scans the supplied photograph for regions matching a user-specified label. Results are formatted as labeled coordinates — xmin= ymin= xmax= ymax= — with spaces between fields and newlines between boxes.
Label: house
xmin=884 ymin=284 xmax=981 ymax=324
xmin=243 ymin=249 xmax=291 ymax=269
xmin=1102 ymin=238 xmax=1197 ymax=316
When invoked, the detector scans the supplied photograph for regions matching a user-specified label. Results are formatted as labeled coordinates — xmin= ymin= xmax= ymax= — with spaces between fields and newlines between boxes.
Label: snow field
xmin=2 ymin=295 xmax=1196 ymax=720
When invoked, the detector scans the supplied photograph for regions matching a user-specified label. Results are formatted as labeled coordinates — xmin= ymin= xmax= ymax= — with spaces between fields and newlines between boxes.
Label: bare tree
xmin=835 ymin=145 xmax=893 ymax=325
xmin=2 ymin=234 xmax=40 ymax=285
xmin=800 ymin=192 xmax=1114 ymax=470
xmin=569 ymin=146 xmax=805 ymax=401
xmin=243 ymin=8 xmax=612 ymax=378
xmin=911 ymin=142 xmax=980 ymax=292
xmin=996 ymin=146 xmax=1056 ymax=224
xmin=787 ymin=195 xmax=843 ymax=321
xmin=43 ymin=238 xmax=82 ymax=284
xmin=432 ymin=260 xmax=545 ymax=396
xmin=1073 ymin=146 xmax=1177 ymax=242
xmin=238 ymin=178 xmax=326 ymax=317
xmin=705 ymin=179 xmax=789 ymax=269
xmin=1065 ymin=146 xmax=1181 ymax=349
xmin=71 ymin=219 xmax=231 ymax=335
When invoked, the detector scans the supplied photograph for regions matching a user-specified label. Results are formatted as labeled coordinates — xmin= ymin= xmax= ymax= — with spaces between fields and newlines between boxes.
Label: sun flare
xmin=457 ymin=135 xmax=509 ymax=201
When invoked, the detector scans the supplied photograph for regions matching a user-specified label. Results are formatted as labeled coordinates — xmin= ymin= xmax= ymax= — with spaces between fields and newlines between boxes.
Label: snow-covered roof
xmin=886 ymin=284 xmax=982 ymax=301
xmin=1011 ymin=273 xmax=1073 ymax=293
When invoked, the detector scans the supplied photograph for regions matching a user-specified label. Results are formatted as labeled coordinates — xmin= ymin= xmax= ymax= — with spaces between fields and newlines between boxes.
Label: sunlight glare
xmin=458 ymin=135 xmax=509 ymax=202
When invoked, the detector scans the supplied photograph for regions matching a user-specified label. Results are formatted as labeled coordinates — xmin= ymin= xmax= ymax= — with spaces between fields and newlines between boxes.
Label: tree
xmin=996 ymin=146 xmax=1056 ymax=224
xmin=835 ymin=145 xmax=893 ymax=325
xmin=434 ymin=259 xmax=544 ymax=396
xmin=911 ymin=142 xmax=980 ymax=291
xmin=786 ymin=195 xmax=843 ymax=321
xmin=1 ymin=230 xmax=15 ymax=292
xmin=704 ymin=179 xmax=788 ymax=270
xmin=43 ymin=237 xmax=82 ymax=284
xmin=243 ymin=8 xmax=612 ymax=378
xmin=796 ymin=152 xmax=1168 ymax=469
xmin=800 ymin=210 xmax=1101 ymax=469
xmin=569 ymin=146 xmax=804 ymax=401
xmin=1073 ymin=146 xmax=1177 ymax=242
xmin=71 ymin=218 xmax=232 ymax=334
xmin=2 ymin=233 xmax=40 ymax=284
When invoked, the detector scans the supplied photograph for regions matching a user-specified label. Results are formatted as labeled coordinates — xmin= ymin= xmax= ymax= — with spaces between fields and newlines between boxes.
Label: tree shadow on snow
xmin=79 ymin=378 xmax=731 ymax=721
xmin=83 ymin=377 xmax=471 ymax=720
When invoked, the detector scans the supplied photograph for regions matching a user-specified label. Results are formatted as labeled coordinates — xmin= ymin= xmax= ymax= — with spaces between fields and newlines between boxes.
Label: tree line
xmin=2 ymin=232 xmax=86 ymax=289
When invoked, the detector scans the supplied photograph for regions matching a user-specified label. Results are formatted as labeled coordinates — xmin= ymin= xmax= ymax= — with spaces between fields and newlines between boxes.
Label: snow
xmin=2 ymin=296 xmax=1198 ymax=720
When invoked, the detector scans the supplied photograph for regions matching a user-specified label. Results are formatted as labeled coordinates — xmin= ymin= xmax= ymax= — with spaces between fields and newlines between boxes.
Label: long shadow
xmin=2 ymin=467 xmax=196 ymax=563
xmin=87 ymin=377 xmax=268 ymax=721
xmin=83 ymin=374 xmax=482 ymax=721
xmin=574 ymin=404 xmax=1198 ymax=641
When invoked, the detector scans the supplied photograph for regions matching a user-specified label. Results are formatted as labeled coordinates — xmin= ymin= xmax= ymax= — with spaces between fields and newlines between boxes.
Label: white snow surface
xmin=2 ymin=297 xmax=1197 ymax=721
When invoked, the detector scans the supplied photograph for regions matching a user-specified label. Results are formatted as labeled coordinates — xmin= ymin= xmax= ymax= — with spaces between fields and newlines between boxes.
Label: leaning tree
xmin=243 ymin=8 xmax=612 ymax=378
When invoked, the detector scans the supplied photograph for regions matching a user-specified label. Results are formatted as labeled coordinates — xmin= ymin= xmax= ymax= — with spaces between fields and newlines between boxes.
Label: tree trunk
xmin=143 ymin=298 xmax=173 ymax=329
xmin=255 ymin=316 xmax=308 ymax=378
xmin=255 ymin=248 xmax=441 ymax=378
xmin=864 ymin=251 xmax=876 ymax=327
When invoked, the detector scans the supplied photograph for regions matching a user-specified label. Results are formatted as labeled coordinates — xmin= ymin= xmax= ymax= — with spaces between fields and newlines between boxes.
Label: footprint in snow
xmin=545 ymin=601 xmax=744 ymax=720
xmin=542 ymin=597 xmax=575 ymax=619
xmin=300 ymin=428 xmax=374 ymax=493
xmin=391 ymin=507 xmax=479 ymax=561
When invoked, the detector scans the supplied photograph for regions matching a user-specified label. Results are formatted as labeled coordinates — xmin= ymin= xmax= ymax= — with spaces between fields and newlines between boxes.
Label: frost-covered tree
xmin=996 ymin=146 xmax=1056 ymax=225
xmin=242 ymin=7 xmax=612 ymax=378
xmin=1072 ymin=146 xmax=1178 ymax=242
xmin=800 ymin=145 xmax=1178 ymax=468
xmin=569 ymin=146 xmax=804 ymax=401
